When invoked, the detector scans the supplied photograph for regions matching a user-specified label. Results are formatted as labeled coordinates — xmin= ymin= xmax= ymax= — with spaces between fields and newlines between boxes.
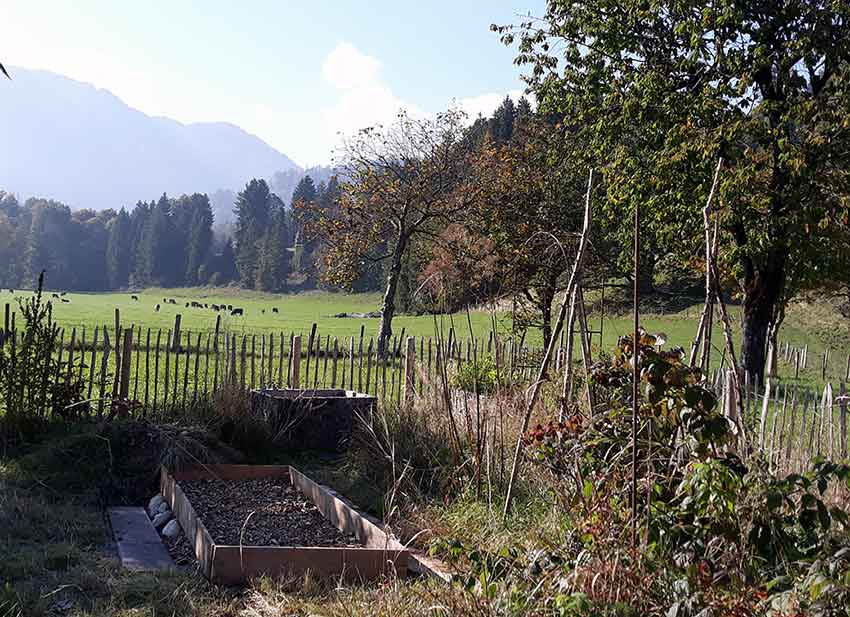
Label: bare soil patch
xmin=179 ymin=477 xmax=360 ymax=547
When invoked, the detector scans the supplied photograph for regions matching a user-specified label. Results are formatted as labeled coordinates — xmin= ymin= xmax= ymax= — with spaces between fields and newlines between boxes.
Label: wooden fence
xmin=2 ymin=303 xmax=848 ymax=464
xmin=0 ymin=308 xmax=553 ymax=417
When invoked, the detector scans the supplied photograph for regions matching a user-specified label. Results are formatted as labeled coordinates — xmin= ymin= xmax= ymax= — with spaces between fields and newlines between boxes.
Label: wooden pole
xmin=292 ymin=335 xmax=302 ymax=388
xmin=630 ymin=190 xmax=640 ymax=549
xmin=119 ymin=327 xmax=133 ymax=401
xmin=405 ymin=336 xmax=416 ymax=405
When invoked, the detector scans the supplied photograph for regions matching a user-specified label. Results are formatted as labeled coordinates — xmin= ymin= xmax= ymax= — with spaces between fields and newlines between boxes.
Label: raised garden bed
xmin=250 ymin=389 xmax=376 ymax=452
xmin=160 ymin=464 xmax=410 ymax=585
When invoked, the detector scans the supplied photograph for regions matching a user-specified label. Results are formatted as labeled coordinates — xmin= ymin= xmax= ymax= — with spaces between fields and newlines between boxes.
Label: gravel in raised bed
xmin=179 ymin=477 xmax=360 ymax=547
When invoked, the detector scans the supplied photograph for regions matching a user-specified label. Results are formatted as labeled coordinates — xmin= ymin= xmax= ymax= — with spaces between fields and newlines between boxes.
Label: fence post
xmin=724 ymin=369 xmax=739 ymax=445
xmin=172 ymin=314 xmax=182 ymax=352
xmin=839 ymin=381 xmax=847 ymax=458
xmin=292 ymin=335 xmax=302 ymax=389
xmin=405 ymin=336 xmax=416 ymax=405
xmin=119 ymin=327 xmax=133 ymax=401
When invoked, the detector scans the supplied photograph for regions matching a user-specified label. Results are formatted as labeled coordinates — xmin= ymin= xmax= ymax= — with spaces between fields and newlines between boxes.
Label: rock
xmin=156 ymin=501 xmax=170 ymax=515
xmin=151 ymin=511 xmax=171 ymax=529
xmin=147 ymin=494 xmax=166 ymax=517
xmin=162 ymin=519 xmax=181 ymax=538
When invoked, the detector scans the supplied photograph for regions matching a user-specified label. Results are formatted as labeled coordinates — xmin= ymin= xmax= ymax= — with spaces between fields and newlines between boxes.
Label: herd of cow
xmin=8 ymin=288 xmax=280 ymax=318
xmin=147 ymin=296 xmax=277 ymax=317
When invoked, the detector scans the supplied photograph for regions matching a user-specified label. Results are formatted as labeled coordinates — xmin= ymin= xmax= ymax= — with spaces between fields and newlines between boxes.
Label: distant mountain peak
xmin=1 ymin=66 xmax=300 ymax=211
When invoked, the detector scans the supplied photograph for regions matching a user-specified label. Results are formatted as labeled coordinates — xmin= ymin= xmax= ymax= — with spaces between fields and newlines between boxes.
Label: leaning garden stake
xmin=503 ymin=168 xmax=594 ymax=517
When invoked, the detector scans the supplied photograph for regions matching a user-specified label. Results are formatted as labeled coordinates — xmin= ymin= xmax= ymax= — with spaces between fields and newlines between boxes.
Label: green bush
xmin=450 ymin=356 xmax=503 ymax=394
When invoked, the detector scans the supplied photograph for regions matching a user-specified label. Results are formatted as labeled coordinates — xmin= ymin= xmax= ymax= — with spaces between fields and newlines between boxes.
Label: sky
xmin=3 ymin=0 xmax=545 ymax=168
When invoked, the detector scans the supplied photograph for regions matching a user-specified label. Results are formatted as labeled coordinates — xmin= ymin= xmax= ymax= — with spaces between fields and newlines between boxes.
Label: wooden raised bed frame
xmin=160 ymin=464 xmax=410 ymax=585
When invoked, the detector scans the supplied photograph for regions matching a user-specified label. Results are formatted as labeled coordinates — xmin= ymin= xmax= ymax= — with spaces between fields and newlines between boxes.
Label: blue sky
xmin=5 ymin=1 xmax=544 ymax=167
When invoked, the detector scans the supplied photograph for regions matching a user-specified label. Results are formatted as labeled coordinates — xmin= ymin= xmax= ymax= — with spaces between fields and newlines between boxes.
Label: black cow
xmin=131 ymin=295 xmax=139 ymax=301
xmin=61 ymin=298 xmax=70 ymax=303
xmin=272 ymin=307 xmax=279 ymax=314
xmin=261 ymin=309 xmax=265 ymax=314
xmin=231 ymin=308 xmax=244 ymax=316
xmin=227 ymin=304 xmax=233 ymax=311
xmin=155 ymin=304 xmax=160 ymax=312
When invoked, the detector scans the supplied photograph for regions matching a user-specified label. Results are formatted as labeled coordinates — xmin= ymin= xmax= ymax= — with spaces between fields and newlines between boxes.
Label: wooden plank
xmin=203 ymin=333 xmax=211 ymax=397
xmin=172 ymin=314 xmax=182 ymax=352
xmin=153 ymin=330 xmax=162 ymax=414
xmin=144 ymin=328 xmax=151 ymax=412
xmin=163 ymin=330 xmax=171 ymax=409
xmin=349 ymin=337 xmax=355 ymax=390
xmin=133 ymin=327 xmax=141 ymax=402
xmin=211 ymin=546 xmax=402 ymax=586
xmin=322 ymin=335 xmax=330 ymax=387
xmin=251 ymin=335 xmax=256 ymax=390
xmin=290 ymin=467 xmax=406 ymax=554
xmin=119 ymin=327 xmax=133 ymax=401
xmin=366 ymin=339 xmax=374 ymax=394
xmin=405 ymin=336 xmax=416 ymax=405
xmin=331 ymin=337 xmax=339 ymax=388
xmin=160 ymin=467 xmax=216 ymax=579
xmin=87 ymin=326 xmax=99 ymax=404
xmin=193 ymin=333 xmax=203 ymax=403
xmin=840 ymin=381 xmax=848 ymax=458
xmin=292 ymin=335 xmax=302 ymax=389
xmin=97 ymin=328 xmax=110 ymax=418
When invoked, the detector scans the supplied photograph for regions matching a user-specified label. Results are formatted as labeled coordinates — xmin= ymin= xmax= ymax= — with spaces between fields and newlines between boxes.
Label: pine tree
xmin=254 ymin=207 xmax=290 ymax=291
xmin=182 ymin=194 xmax=214 ymax=285
xmin=106 ymin=208 xmax=132 ymax=289
xmin=234 ymin=179 xmax=281 ymax=287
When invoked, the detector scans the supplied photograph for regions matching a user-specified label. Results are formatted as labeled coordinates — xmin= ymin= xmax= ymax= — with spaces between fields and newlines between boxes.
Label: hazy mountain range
xmin=1 ymin=67 xmax=329 ymax=223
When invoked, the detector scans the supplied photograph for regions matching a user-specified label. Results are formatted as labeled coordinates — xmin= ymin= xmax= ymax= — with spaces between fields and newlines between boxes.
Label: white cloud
xmin=321 ymin=42 xmax=382 ymax=91
xmin=319 ymin=42 xmax=424 ymax=160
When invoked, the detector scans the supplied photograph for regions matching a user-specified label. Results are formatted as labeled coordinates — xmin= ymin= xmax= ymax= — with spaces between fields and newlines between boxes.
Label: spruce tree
xmin=106 ymin=208 xmax=132 ymax=289
xmin=234 ymin=179 xmax=277 ymax=287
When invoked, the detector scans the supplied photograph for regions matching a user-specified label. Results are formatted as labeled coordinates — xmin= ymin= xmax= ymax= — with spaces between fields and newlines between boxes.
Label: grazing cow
xmin=231 ymin=308 xmax=243 ymax=316
xmin=185 ymin=302 xmax=190 ymax=308
xmin=8 ymin=289 xmax=13 ymax=293
xmin=61 ymin=298 xmax=70 ymax=303
xmin=204 ymin=303 xmax=208 ymax=308
xmin=272 ymin=307 xmax=279 ymax=313
xmin=60 ymin=292 xmax=66 ymax=296
xmin=163 ymin=297 xmax=168 ymax=303
xmin=52 ymin=293 xmax=60 ymax=298
xmin=155 ymin=304 xmax=160 ymax=312
xmin=131 ymin=295 xmax=139 ymax=301
xmin=211 ymin=304 xmax=220 ymax=311
xmin=261 ymin=309 xmax=265 ymax=314
xmin=169 ymin=299 xmax=177 ymax=305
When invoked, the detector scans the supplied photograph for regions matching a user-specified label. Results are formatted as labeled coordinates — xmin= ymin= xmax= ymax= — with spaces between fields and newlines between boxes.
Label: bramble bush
xmin=435 ymin=331 xmax=850 ymax=615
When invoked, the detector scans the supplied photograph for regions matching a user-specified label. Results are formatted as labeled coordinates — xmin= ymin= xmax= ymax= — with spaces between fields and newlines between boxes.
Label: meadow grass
xmin=3 ymin=286 xmax=848 ymax=389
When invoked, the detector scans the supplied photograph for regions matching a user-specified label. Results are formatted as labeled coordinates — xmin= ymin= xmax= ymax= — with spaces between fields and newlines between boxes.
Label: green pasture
xmin=2 ymin=286 xmax=848 ymax=389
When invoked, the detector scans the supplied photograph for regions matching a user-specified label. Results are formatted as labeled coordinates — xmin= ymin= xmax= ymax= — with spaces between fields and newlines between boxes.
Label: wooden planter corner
xmin=160 ymin=464 xmax=412 ymax=585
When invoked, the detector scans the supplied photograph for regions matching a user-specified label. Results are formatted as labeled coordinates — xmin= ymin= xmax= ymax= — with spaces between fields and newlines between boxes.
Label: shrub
xmin=450 ymin=356 xmax=503 ymax=395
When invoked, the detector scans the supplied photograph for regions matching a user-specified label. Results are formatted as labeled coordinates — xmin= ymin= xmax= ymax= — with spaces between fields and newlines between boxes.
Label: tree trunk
xmin=740 ymin=256 xmax=785 ymax=387
xmin=377 ymin=232 xmax=407 ymax=357
xmin=537 ymin=273 xmax=557 ymax=349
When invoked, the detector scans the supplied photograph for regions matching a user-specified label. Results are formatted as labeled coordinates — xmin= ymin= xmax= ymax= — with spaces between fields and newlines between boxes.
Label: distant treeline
xmin=0 ymin=174 xmax=363 ymax=293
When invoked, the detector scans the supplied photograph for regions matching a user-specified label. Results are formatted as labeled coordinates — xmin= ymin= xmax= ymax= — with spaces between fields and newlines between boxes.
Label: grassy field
xmin=3 ymin=286 xmax=849 ymax=387
xmin=1 ymin=287 xmax=500 ymax=342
